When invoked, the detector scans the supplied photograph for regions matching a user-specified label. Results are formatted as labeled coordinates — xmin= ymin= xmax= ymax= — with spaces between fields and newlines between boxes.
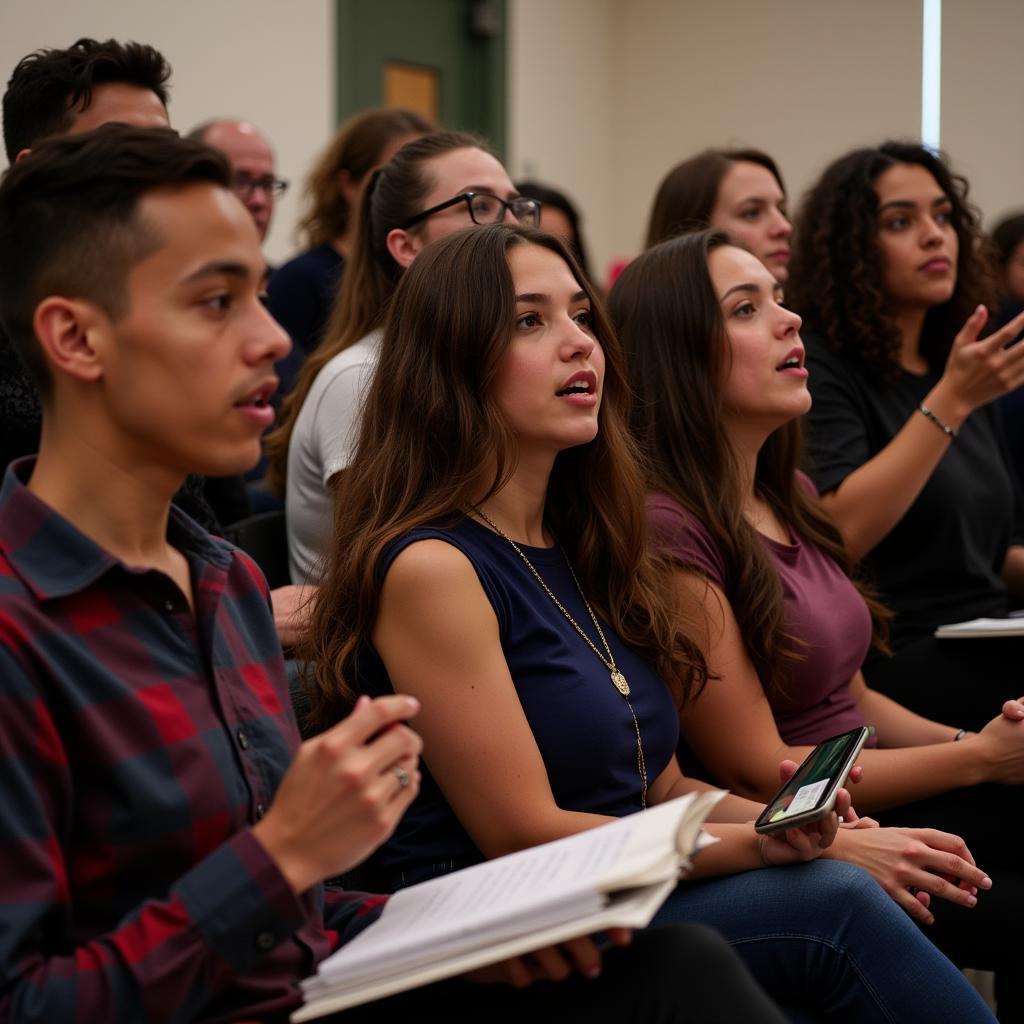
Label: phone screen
xmin=756 ymin=726 xmax=867 ymax=831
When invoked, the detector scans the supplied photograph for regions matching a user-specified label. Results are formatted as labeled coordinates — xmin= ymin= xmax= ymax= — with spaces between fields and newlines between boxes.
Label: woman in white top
xmin=265 ymin=131 xmax=540 ymax=583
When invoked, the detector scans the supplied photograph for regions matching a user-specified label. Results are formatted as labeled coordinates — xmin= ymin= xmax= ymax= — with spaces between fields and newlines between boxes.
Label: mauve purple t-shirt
xmin=647 ymin=485 xmax=876 ymax=747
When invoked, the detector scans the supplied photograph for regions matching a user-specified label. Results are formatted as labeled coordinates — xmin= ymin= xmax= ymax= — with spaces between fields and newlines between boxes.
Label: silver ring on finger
xmin=393 ymin=765 xmax=411 ymax=790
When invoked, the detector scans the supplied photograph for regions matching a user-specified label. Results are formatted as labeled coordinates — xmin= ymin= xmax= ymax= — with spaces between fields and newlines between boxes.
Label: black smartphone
xmin=754 ymin=726 xmax=870 ymax=835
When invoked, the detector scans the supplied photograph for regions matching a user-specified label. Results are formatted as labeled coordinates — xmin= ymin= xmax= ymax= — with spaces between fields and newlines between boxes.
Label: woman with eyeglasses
xmin=265 ymin=130 xmax=540 ymax=585
xmin=300 ymin=222 xmax=994 ymax=1022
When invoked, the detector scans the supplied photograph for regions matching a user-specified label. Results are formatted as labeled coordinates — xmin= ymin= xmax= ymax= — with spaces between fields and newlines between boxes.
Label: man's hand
xmin=252 ymin=694 xmax=422 ymax=894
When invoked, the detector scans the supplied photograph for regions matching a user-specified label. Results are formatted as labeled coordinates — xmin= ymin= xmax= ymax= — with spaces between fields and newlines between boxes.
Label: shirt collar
xmin=0 ymin=457 xmax=232 ymax=601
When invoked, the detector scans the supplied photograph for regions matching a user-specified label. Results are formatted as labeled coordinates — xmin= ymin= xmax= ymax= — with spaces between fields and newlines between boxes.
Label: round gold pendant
xmin=610 ymin=669 xmax=630 ymax=697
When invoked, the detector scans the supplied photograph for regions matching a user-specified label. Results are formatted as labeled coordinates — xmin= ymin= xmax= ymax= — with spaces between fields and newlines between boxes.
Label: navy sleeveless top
xmin=358 ymin=516 xmax=680 ymax=891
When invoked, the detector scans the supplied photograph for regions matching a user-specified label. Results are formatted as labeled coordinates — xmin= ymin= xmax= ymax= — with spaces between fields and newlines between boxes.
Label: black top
xmin=266 ymin=242 xmax=345 ymax=396
xmin=803 ymin=332 xmax=1024 ymax=645
xmin=357 ymin=516 xmax=679 ymax=892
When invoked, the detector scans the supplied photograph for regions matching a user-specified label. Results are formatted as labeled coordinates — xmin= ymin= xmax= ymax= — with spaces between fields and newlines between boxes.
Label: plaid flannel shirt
xmin=0 ymin=461 xmax=384 ymax=1023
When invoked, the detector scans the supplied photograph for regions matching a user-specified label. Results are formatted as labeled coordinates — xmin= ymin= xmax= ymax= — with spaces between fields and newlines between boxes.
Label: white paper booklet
xmin=291 ymin=790 xmax=725 ymax=1021
xmin=935 ymin=617 xmax=1024 ymax=638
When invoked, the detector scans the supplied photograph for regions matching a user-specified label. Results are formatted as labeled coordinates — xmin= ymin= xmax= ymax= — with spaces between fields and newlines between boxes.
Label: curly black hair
xmin=788 ymin=141 xmax=996 ymax=383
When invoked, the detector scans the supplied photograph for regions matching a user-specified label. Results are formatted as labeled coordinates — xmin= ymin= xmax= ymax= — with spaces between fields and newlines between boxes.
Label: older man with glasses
xmin=189 ymin=118 xmax=288 ymax=244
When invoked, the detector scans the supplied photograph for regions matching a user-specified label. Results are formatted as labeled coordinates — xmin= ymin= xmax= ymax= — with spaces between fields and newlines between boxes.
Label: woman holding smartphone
xmin=302 ymin=222 xmax=993 ymax=1021
xmin=608 ymin=228 xmax=1024 ymax=1018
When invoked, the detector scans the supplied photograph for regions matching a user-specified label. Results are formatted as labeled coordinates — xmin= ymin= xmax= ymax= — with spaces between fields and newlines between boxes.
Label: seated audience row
xmin=266 ymin=124 xmax=1023 ymax=1014
xmin=4 ymin=30 xmax=1024 ymax=1024
xmin=0 ymin=122 xmax=801 ymax=1024
xmin=647 ymin=143 xmax=1024 ymax=739
xmin=299 ymin=220 xmax=994 ymax=1020
xmin=612 ymin=228 xmax=1024 ymax=1014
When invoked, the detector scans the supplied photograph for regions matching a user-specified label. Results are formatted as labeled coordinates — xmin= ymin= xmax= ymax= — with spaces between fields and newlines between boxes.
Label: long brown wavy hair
xmin=788 ymin=141 xmax=997 ymax=383
xmin=265 ymin=130 xmax=485 ymax=494
xmin=608 ymin=230 xmax=888 ymax=699
xmin=645 ymin=148 xmax=785 ymax=249
xmin=303 ymin=224 xmax=708 ymax=729
xmin=296 ymin=107 xmax=434 ymax=248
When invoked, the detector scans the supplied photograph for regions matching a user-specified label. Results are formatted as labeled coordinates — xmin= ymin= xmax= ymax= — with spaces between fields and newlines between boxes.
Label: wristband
xmin=918 ymin=402 xmax=958 ymax=439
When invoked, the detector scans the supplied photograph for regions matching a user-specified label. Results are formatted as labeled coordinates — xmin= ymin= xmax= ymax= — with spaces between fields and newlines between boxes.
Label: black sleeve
xmin=803 ymin=337 xmax=875 ymax=494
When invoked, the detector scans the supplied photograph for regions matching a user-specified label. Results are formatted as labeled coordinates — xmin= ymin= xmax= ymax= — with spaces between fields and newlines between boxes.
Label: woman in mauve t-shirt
xmin=608 ymin=228 xmax=1024 ymax=1014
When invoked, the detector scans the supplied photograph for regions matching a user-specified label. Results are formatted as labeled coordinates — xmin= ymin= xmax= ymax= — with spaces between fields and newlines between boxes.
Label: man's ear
xmin=385 ymin=226 xmax=423 ymax=269
xmin=32 ymin=297 xmax=109 ymax=384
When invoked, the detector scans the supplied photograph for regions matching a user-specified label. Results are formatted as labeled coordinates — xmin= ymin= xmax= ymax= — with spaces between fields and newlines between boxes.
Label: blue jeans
xmin=652 ymin=860 xmax=994 ymax=1023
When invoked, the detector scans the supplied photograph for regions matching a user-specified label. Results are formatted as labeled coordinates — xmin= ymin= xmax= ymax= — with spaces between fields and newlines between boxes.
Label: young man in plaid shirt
xmin=0 ymin=124 xmax=782 ymax=1023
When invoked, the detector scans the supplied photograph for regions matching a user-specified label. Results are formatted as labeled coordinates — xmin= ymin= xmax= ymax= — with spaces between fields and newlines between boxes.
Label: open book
xmin=292 ymin=790 xmax=725 ymax=1021
xmin=935 ymin=615 xmax=1024 ymax=638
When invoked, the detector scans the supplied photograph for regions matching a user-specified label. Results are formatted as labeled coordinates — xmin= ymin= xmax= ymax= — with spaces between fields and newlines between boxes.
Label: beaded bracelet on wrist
xmin=918 ymin=402 xmax=958 ymax=439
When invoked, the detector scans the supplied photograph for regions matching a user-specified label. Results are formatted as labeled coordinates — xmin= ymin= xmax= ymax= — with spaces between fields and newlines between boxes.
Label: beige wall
xmin=510 ymin=0 xmax=1024 ymax=281
xmin=0 ymin=0 xmax=335 ymax=264
xmin=510 ymin=0 xmax=927 ymax=281
xmin=609 ymin=0 xmax=923 ymax=269
xmin=3 ymin=1 xmax=1023 ymax=275
xmin=942 ymin=0 xmax=1024 ymax=229
xmin=507 ymin=0 xmax=616 ymax=280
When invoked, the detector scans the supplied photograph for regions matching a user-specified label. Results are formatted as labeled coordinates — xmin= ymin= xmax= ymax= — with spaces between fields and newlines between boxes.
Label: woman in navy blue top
xmin=303 ymin=224 xmax=995 ymax=1021
xmin=357 ymin=515 xmax=681 ymax=888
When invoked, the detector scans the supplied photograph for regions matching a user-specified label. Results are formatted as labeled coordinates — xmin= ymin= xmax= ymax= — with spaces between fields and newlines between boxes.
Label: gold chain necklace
xmin=472 ymin=507 xmax=648 ymax=808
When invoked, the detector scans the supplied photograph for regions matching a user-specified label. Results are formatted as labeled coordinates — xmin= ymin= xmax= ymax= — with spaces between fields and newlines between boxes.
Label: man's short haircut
xmin=0 ymin=124 xmax=230 ymax=399
xmin=3 ymin=37 xmax=172 ymax=161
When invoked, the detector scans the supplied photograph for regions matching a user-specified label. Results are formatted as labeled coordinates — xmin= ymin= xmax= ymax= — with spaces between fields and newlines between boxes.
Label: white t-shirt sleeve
xmin=311 ymin=363 xmax=367 ymax=485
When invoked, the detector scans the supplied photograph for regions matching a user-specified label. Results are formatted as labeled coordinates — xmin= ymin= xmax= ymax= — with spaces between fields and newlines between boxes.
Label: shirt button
xmin=255 ymin=930 xmax=275 ymax=952
xmin=163 ymin=599 xmax=175 ymax=613
xmin=237 ymin=730 xmax=249 ymax=750
xmin=255 ymin=803 xmax=266 ymax=819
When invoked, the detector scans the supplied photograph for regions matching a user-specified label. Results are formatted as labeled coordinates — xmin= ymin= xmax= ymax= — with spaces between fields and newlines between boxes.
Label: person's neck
xmin=895 ymin=306 xmax=929 ymax=373
xmin=733 ymin=437 xmax=760 ymax=518
xmin=474 ymin=452 xmax=554 ymax=548
xmin=28 ymin=420 xmax=182 ymax=569
xmin=332 ymin=230 xmax=353 ymax=261
xmin=724 ymin=419 xmax=780 ymax=534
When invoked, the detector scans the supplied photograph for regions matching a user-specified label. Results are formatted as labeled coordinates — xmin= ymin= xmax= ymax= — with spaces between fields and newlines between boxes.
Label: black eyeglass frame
xmin=400 ymin=191 xmax=541 ymax=230
xmin=231 ymin=173 xmax=290 ymax=198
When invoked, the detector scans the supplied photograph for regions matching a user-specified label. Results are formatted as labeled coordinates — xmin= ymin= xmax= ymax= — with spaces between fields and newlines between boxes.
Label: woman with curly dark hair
xmin=788 ymin=141 xmax=1024 ymax=730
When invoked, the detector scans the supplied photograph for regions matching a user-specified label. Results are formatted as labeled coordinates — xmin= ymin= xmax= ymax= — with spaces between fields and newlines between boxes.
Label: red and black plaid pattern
xmin=0 ymin=462 xmax=383 ymax=1023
